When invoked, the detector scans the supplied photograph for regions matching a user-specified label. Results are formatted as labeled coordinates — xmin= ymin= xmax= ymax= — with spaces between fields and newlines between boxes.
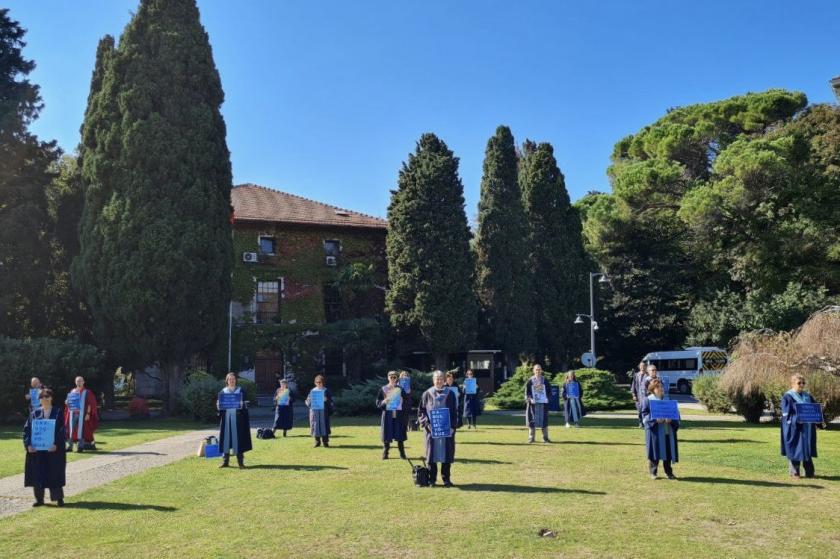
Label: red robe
xmin=64 ymin=388 xmax=100 ymax=443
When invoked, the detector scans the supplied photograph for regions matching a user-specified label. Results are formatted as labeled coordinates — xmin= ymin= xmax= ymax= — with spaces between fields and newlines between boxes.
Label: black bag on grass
xmin=256 ymin=428 xmax=275 ymax=439
xmin=407 ymin=457 xmax=431 ymax=487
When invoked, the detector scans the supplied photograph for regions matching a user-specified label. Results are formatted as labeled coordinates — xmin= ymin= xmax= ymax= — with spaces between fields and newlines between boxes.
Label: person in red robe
xmin=64 ymin=376 xmax=100 ymax=452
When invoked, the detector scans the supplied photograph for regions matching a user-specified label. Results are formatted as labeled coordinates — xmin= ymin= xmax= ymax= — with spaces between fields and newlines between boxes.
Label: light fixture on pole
xmin=574 ymin=272 xmax=609 ymax=368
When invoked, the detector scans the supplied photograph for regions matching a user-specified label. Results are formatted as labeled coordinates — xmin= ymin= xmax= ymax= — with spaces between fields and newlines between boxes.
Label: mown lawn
xmin=0 ymin=413 xmax=838 ymax=558
xmin=0 ymin=418 xmax=202 ymax=478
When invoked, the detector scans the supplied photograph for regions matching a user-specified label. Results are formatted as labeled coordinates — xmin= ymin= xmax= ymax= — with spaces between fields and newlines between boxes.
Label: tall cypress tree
xmin=520 ymin=140 xmax=588 ymax=367
xmin=386 ymin=133 xmax=477 ymax=368
xmin=474 ymin=126 xmax=535 ymax=370
xmin=74 ymin=0 xmax=233 ymax=408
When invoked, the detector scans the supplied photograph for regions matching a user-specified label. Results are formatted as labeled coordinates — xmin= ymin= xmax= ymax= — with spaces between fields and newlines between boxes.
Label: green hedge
xmin=692 ymin=375 xmax=732 ymax=414
xmin=176 ymin=370 xmax=258 ymax=422
xmin=332 ymin=369 xmax=435 ymax=416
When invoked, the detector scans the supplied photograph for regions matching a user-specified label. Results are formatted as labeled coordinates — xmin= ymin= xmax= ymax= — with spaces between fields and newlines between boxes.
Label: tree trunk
xmin=164 ymin=362 xmax=187 ymax=413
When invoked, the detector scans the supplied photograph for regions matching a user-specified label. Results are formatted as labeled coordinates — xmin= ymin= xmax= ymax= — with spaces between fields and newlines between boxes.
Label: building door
xmin=255 ymin=352 xmax=283 ymax=394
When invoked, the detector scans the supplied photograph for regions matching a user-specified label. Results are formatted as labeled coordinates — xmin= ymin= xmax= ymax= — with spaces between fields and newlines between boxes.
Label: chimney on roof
xmin=831 ymin=75 xmax=840 ymax=103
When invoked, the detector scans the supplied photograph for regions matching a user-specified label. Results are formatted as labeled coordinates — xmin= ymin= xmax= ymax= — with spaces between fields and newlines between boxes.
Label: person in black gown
xmin=217 ymin=373 xmax=252 ymax=468
xmin=418 ymin=371 xmax=458 ymax=487
xmin=272 ymin=378 xmax=295 ymax=437
xmin=23 ymin=388 xmax=66 ymax=507
xmin=376 ymin=371 xmax=408 ymax=459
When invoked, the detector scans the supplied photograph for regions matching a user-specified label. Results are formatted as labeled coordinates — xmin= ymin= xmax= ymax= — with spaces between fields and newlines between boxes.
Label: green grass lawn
xmin=1 ymin=413 xmax=838 ymax=558
xmin=0 ymin=418 xmax=202 ymax=478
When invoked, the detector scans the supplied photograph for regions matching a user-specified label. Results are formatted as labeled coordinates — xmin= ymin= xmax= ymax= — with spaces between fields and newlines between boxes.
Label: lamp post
xmin=575 ymin=272 xmax=609 ymax=366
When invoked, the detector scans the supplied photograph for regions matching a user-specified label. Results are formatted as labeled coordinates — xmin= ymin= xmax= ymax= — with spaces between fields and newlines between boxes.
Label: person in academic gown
xmin=306 ymin=374 xmax=333 ymax=447
xmin=781 ymin=374 xmax=825 ymax=478
xmin=217 ymin=373 xmax=252 ymax=468
xmin=525 ymin=364 xmax=551 ymax=443
xmin=64 ymin=376 xmax=99 ymax=452
xmin=562 ymin=371 xmax=586 ymax=428
xmin=272 ymin=379 xmax=295 ymax=437
xmin=462 ymin=369 xmax=482 ymax=429
xmin=398 ymin=370 xmax=413 ymax=432
xmin=23 ymin=388 xmax=66 ymax=507
xmin=630 ymin=361 xmax=647 ymax=427
xmin=642 ymin=378 xmax=679 ymax=479
xmin=445 ymin=372 xmax=464 ymax=429
xmin=418 ymin=371 xmax=458 ymax=487
xmin=376 ymin=371 xmax=408 ymax=459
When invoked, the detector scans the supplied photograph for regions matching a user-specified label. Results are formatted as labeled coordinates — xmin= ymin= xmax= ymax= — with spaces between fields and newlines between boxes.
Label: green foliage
xmin=488 ymin=365 xmax=554 ymax=410
xmin=177 ymin=376 xmax=221 ymax=422
xmin=731 ymin=390 xmax=766 ymax=424
xmin=572 ymin=368 xmax=634 ymax=411
xmin=237 ymin=378 xmax=258 ymax=405
xmin=0 ymin=337 xmax=103 ymax=421
xmin=386 ymin=133 xmax=477 ymax=361
xmin=691 ymin=375 xmax=732 ymax=414
xmin=332 ymin=378 xmax=384 ymax=416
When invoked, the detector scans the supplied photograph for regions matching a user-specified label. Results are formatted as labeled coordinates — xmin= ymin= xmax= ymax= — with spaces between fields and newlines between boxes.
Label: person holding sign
xmin=445 ymin=372 xmax=464 ymax=429
xmin=641 ymin=379 xmax=680 ymax=480
xmin=376 ymin=371 xmax=407 ymax=459
xmin=63 ymin=376 xmax=99 ymax=452
xmin=562 ymin=371 xmax=586 ymax=428
xmin=23 ymin=388 xmax=66 ymax=507
xmin=525 ymin=365 xmax=551 ymax=443
xmin=398 ymin=371 xmax=413 ymax=433
xmin=781 ymin=374 xmax=825 ymax=478
xmin=418 ymin=371 xmax=458 ymax=487
xmin=462 ymin=369 xmax=481 ymax=429
xmin=217 ymin=373 xmax=252 ymax=468
xmin=25 ymin=377 xmax=43 ymax=414
xmin=272 ymin=379 xmax=295 ymax=437
xmin=306 ymin=374 xmax=333 ymax=447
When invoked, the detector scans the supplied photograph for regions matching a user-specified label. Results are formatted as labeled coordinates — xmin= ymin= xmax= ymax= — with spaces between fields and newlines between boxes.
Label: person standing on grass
xmin=418 ymin=370 xmax=458 ymax=487
xmin=630 ymin=361 xmax=647 ymax=428
xmin=24 ymin=388 xmax=66 ymax=507
xmin=642 ymin=378 xmax=679 ymax=480
xmin=462 ymin=369 xmax=482 ymax=429
xmin=399 ymin=370 xmax=414 ymax=432
xmin=217 ymin=373 xmax=252 ymax=469
xmin=525 ymin=364 xmax=551 ymax=443
xmin=272 ymin=379 xmax=295 ymax=437
xmin=781 ymin=374 xmax=826 ymax=479
xmin=25 ymin=377 xmax=44 ymax=414
xmin=562 ymin=371 xmax=585 ymax=428
xmin=64 ymin=376 xmax=99 ymax=452
xmin=377 ymin=371 xmax=408 ymax=460
xmin=643 ymin=364 xmax=659 ymax=395
xmin=445 ymin=371 xmax=464 ymax=429
xmin=306 ymin=374 xmax=333 ymax=448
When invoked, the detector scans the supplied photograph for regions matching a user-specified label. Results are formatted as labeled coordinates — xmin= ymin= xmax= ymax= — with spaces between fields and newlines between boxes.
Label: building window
xmin=258 ymin=235 xmax=276 ymax=255
xmin=324 ymin=240 xmax=340 ymax=257
xmin=323 ymin=283 xmax=342 ymax=323
xmin=255 ymin=280 xmax=280 ymax=324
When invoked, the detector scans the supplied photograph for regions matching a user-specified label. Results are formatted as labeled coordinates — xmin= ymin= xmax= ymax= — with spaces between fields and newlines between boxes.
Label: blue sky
xmin=6 ymin=0 xmax=840 ymax=220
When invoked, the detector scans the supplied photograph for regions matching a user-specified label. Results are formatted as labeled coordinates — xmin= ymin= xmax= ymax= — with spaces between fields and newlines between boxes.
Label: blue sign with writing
xmin=549 ymin=385 xmax=561 ymax=412
xmin=464 ymin=378 xmax=477 ymax=395
xmin=796 ymin=402 xmax=823 ymax=424
xmin=566 ymin=383 xmax=580 ymax=398
xmin=30 ymin=388 xmax=41 ymax=410
xmin=309 ymin=389 xmax=325 ymax=411
xmin=67 ymin=392 xmax=81 ymax=411
xmin=32 ymin=419 xmax=55 ymax=451
xmin=277 ymin=389 xmax=290 ymax=406
xmin=533 ymin=382 xmax=549 ymax=404
xmin=218 ymin=392 xmax=243 ymax=410
xmin=399 ymin=378 xmax=411 ymax=393
xmin=430 ymin=407 xmax=451 ymax=439
xmin=386 ymin=388 xmax=402 ymax=411
xmin=649 ymin=399 xmax=680 ymax=421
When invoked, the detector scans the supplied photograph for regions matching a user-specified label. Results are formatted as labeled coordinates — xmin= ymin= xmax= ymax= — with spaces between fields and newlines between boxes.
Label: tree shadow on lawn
xmin=62 ymin=501 xmax=177 ymax=511
xmin=457 ymin=458 xmax=512 ymax=465
xmin=94 ymin=451 xmax=165 ymax=456
xmin=326 ymin=444 xmax=382 ymax=450
xmin=681 ymin=439 xmax=763 ymax=444
xmin=679 ymin=476 xmax=823 ymax=489
xmin=247 ymin=464 xmax=348 ymax=471
xmin=455 ymin=483 xmax=606 ymax=495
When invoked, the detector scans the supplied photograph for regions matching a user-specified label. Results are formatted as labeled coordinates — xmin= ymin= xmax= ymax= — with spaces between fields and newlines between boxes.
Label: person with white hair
xmin=418 ymin=370 xmax=458 ymax=487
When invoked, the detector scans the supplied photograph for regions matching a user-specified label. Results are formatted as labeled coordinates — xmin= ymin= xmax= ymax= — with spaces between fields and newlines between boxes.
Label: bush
xmin=128 ymin=397 xmax=151 ymax=418
xmin=178 ymin=376 xmax=222 ymax=422
xmin=572 ymin=368 xmax=635 ymax=411
xmin=692 ymin=375 xmax=732 ymax=414
xmin=0 ymin=337 xmax=103 ymax=422
xmin=488 ymin=365 xmax=555 ymax=410
xmin=237 ymin=378 xmax=258 ymax=406
xmin=333 ymin=378 xmax=384 ymax=416
xmin=732 ymin=390 xmax=766 ymax=424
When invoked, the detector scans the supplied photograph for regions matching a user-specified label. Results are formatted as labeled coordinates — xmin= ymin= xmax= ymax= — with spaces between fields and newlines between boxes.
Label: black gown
xmin=217 ymin=388 xmax=253 ymax=455
xmin=377 ymin=385 xmax=408 ymax=443
xmin=24 ymin=406 xmax=67 ymax=491
xmin=273 ymin=391 xmax=295 ymax=431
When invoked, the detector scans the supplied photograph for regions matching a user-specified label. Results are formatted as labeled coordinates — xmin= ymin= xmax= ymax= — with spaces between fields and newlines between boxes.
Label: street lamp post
xmin=575 ymin=272 xmax=609 ymax=366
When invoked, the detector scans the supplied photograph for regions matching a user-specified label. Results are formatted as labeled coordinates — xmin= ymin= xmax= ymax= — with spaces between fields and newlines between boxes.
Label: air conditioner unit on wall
xmin=325 ymin=256 xmax=337 ymax=266
xmin=243 ymin=252 xmax=258 ymax=263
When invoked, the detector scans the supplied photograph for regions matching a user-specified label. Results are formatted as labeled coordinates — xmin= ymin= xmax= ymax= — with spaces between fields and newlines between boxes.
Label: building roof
xmin=232 ymin=183 xmax=387 ymax=230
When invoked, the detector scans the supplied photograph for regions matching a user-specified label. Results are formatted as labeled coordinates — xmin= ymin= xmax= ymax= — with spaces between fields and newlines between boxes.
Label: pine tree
xmin=74 ymin=0 xmax=233 ymax=408
xmin=474 ymin=126 xmax=535 ymax=369
xmin=386 ymin=133 xmax=477 ymax=368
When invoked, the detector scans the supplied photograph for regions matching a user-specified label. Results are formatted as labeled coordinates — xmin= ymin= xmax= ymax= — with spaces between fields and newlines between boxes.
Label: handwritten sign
xmin=386 ymin=388 xmax=402 ymax=411
xmin=796 ymin=402 xmax=823 ymax=424
xmin=649 ymin=399 xmax=680 ymax=421
xmin=32 ymin=419 xmax=55 ymax=451
xmin=309 ymin=389 xmax=325 ymax=411
xmin=277 ymin=389 xmax=290 ymax=406
xmin=566 ymin=383 xmax=580 ymax=398
xmin=67 ymin=392 xmax=81 ymax=411
xmin=430 ymin=408 xmax=451 ymax=439
xmin=399 ymin=378 xmax=411 ymax=393
xmin=218 ymin=392 xmax=243 ymax=410
xmin=464 ymin=378 xmax=477 ymax=395
xmin=29 ymin=388 xmax=41 ymax=409
xmin=533 ymin=383 xmax=548 ymax=404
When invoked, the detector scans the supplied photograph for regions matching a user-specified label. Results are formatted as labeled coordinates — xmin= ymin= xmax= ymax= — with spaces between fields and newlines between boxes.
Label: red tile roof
xmin=232 ymin=183 xmax=387 ymax=230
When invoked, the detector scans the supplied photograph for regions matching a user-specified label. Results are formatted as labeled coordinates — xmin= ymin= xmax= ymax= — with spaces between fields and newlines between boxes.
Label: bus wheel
xmin=678 ymin=380 xmax=691 ymax=395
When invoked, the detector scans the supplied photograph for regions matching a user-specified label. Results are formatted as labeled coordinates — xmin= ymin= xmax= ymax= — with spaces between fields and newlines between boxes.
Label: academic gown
xmin=24 ymin=407 xmax=67 ymax=490
xmin=780 ymin=390 xmax=818 ymax=461
xmin=217 ymin=388 xmax=253 ymax=455
xmin=64 ymin=388 xmax=99 ymax=443
xmin=463 ymin=387 xmax=482 ymax=419
xmin=630 ymin=372 xmax=647 ymax=411
xmin=642 ymin=395 xmax=679 ymax=462
xmin=306 ymin=388 xmax=333 ymax=437
xmin=562 ymin=381 xmax=586 ymax=424
xmin=273 ymin=390 xmax=295 ymax=431
xmin=400 ymin=385 xmax=413 ymax=430
xmin=446 ymin=384 xmax=464 ymax=428
xmin=419 ymin=388 xmax=457 ymax=464
xmin=525 ymin=377 xmax=551 ymax=428
xmin=376 ymin=385 xmax=407 ymax=443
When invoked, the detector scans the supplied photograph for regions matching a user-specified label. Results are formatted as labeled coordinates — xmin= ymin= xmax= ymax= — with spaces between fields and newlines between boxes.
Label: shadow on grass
xmin=327 ymin=444 xmax=382 ymax=450
xmin=679 ymin=476 xmax=823 ymax=489
xmin=457 ymin=458 xmax=512 ymax=465
xmin=681 ymin=439 xmax=763 ymax=444
xmin=458 ymin=441 xmax=532 ymax=447
xmin=95 ymin=451 xmax=165 ymax=456
xmin=62 ymin=501 xmax=177 ymax=511
xmin=558 ymin=441 xmax=643 ymax=446
xmin=455 ymin=483 xmax=606 ymax=495
xmin=247 ymin=464 xmax=348 ymax=471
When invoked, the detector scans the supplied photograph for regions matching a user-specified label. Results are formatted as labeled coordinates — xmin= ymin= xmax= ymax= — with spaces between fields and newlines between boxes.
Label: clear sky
xmin=6 ymin=0 xmax=840 ymax=220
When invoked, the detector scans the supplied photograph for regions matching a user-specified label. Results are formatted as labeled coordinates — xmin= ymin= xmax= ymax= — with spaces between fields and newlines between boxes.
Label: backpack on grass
xmin=407 ymin=457 xmax=431 ymax=487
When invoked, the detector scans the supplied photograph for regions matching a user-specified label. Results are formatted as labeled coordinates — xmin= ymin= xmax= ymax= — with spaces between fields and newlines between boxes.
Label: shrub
xmin=488 ymin=365 xmax=555 ymax=410
xmin=333 ymin=378 xmax=384 ymax=416
xmin=692 ymin=375 xmax=732 ymax=414
xmin=128 ymin=397 xmax=151 ymax=418
xmin=178 ymin=377 xmax=222 ymax=422
xmin=572 ymin=368 xmax=635 ymax=411
xmin=731 ymin=390 xmax=766 ymax=424
xmin=237 ymin=378 xmax=258 ymax=406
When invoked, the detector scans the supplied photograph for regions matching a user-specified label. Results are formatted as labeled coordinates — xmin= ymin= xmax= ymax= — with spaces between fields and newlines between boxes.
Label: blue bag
xmin=204 ymin=436 xmax=222 ymax=459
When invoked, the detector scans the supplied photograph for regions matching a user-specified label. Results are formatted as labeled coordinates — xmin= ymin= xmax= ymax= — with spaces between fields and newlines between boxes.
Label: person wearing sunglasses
xmin=23 ymin=388 xmax=66 ymax=507
xmin=781 ymin=374 xmax=825 ymax=478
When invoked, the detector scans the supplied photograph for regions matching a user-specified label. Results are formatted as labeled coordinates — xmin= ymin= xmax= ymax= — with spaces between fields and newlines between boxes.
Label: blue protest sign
xmin=549 ymin=385 xmax=561 ymax=412
xmin=30 ymin=388 xmax=41 ymax=410
xmin=430 ymin=407 xmax=451 ymax=438
xmin=399 ymin=378 xmax=411 ymax=393
xmin=32 ymin=419 xmax=55 ymax=451
xmin=218 ymin=392 xmax=243 ymax=410
xmin=533 ymin=383 xmax=549 ymax=404
xmin=309 ymin=389 xmax=325 ymax=411
xmin=386 ymin=388 xmax=402 ymax=411
xmin=67 ymin=392 xmax=81 ymax=410
xmin=277 ymin=389 xmax=290 ymax=406
xmin=796 ymin=402 xmax=823 ymax=424
xmin=566 ymin=383 xmax=580 ymax=398
xmin=649 ymin=399 xmax=680 ymax=421
xmin=464 ymin=378 xmax=477 ymax=395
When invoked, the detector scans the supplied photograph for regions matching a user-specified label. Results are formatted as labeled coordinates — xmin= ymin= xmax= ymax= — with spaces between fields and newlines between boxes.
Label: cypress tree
xmin=386 ymin=133 xmax=477 ymax=368
xmin=74 ymin=0 xmax=233 ymax=408
xmin=474 ymin=126 xmax=535 ymax=370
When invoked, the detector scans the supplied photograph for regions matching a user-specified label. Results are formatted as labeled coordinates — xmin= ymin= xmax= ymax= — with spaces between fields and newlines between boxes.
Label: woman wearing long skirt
xmin=273 ymin=379 xmax=295 ymax=437
xmin=217 ymin=373 xmax=252 ymax=469
xmin=562 ymin=371 xmax=586 ymax=428
xmin=24 ymin=388 xmax=66 ymax=507
xmin=306 ymin=375 xmax=333 ymax=447
xmin=462 ymin=369 xmax=482 ymax=429
xmin=781 ymin=374 xmax=825 ymax=478
xmin=399 ymin=370 xmax=413 ymax=433
xmin=525 ymin=365 xmax=551 ymax=443
xmin=642 ymin=378 xmax=679 ymax=479
xmin=418 ymin=371 xmax=458 ymax=487
xmin=377 ymin=371 xmax=408 ymax=459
